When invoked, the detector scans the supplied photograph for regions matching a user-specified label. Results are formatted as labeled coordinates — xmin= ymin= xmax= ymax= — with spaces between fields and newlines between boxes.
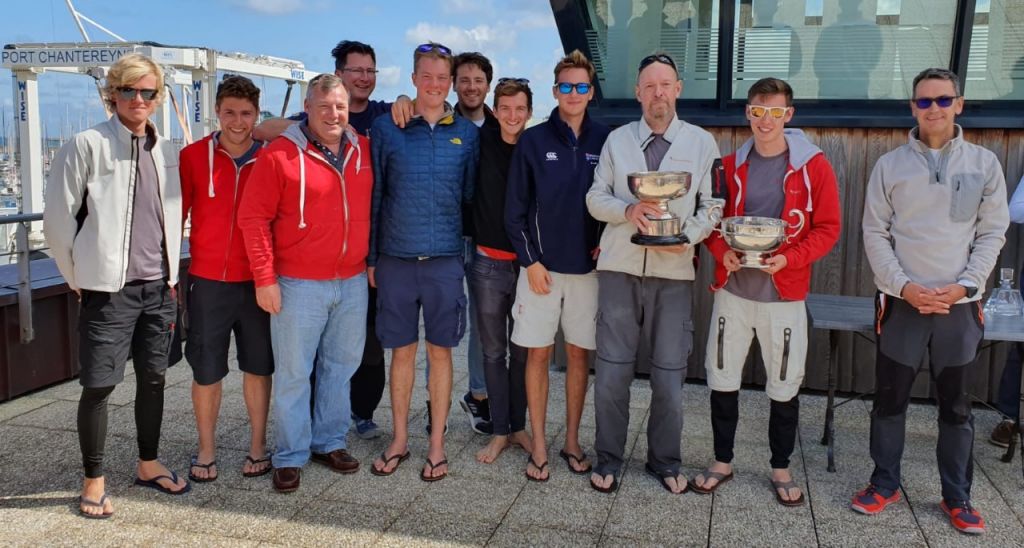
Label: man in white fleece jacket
xmin=853 ymin=67 xmax=1009 ymax=535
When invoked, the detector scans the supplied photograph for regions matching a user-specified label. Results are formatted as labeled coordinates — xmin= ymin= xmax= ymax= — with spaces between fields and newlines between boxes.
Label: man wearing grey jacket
xmin=585 ymin=52 xmax=723 ymax=494
xmin=854 ymin=68 xmax=1009 ymax=535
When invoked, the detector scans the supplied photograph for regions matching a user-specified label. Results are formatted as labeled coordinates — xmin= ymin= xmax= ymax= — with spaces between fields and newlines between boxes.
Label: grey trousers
xmin=593 ymin=271 xmax=693 ymax=477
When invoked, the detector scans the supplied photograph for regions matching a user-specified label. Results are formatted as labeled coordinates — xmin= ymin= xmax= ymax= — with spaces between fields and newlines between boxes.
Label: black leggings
xmin=710 ymin=390 xmax=800 ymax=469
xmin=78 ymin=368 xmax=166 ymax=478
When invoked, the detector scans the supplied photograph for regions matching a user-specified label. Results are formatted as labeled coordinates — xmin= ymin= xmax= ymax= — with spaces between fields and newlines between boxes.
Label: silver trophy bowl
xmin=626 ymin=171 xmax=692 ymax=246
xmin=718 ymin=211 xmax=805 ymax=268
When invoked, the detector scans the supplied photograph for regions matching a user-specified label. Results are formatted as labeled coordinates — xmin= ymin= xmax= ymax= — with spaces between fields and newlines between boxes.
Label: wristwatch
xmin=961 ymin=284 xmax=978 ymax=298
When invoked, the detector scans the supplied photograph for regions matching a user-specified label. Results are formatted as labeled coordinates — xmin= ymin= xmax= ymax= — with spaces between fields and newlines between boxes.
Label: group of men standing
xmin=43 ymin=39 xmax=1010 ymax=536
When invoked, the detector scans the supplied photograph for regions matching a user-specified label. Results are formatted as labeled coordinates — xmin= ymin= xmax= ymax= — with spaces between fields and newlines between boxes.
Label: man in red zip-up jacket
xmin=694 ymin=78 xmax=840 ymax=506
xmin=237 ymin=74 xmax=373 ymax=493
xmin=180 ymin=76 xmax=273 ymax=483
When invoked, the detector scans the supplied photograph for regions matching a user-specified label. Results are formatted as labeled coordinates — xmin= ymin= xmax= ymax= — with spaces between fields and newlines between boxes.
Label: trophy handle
xmin=784 ymin=209 xmax=806 ymax=242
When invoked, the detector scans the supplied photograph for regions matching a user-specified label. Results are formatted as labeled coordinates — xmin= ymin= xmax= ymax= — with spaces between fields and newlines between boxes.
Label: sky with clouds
xmin=0 ymin=0 xmax=563 ymax=139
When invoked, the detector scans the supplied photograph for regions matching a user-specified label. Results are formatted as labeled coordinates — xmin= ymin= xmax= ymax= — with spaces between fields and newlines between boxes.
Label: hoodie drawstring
xmin=207 ymin=138 xmax=216 ymax=198
xmin=802 ymin=166 xmax=813 ymax=213
xmin=296 ymin=143 xmax=307 ymax=229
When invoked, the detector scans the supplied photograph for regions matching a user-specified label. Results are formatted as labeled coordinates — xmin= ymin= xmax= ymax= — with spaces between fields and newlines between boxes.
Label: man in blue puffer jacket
xmin=505 ymin=50 xmax=611 ymax=482
xmin=368 ymin=42 xmax=479 ymax=482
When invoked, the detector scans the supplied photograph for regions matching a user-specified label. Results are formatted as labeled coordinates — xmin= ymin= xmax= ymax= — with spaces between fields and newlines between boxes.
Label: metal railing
xmin=2 ymin=213 xmax=45 ymax=344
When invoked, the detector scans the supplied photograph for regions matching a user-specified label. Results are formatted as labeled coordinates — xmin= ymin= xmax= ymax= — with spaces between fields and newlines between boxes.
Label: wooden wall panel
xmin=681 ymin=126 xmax=1024 ymax=403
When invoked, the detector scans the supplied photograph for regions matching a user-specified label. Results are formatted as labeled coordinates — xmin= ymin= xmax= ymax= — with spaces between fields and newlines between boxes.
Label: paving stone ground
xmin=1 ymin=340 xmax=1023 ymax=547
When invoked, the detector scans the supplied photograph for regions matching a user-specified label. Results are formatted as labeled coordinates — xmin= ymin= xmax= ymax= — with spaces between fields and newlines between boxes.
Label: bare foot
xmin=771 ymin=468 xmax=803 ymax=503
xmin=137 ymin=460 xmax=188 ymax=492
xmin=694 ymin=461 xmax=732 ymax=491
xmin=372 ymin=440 xmax=409 ymax=474
xmin=79 ymin=477 xmax=113 ymax=517
xmin=509 ymin=430 xmax=533 ymax=452
xmin=476 ymin=435 xmax=509 ymax=463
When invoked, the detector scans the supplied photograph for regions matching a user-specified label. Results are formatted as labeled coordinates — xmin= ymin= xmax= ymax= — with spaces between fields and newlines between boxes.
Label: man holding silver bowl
xmin=586 ymin=52 xmax=724 ymax=494
xmin=695 ymin=77 xmax=841 ymax=506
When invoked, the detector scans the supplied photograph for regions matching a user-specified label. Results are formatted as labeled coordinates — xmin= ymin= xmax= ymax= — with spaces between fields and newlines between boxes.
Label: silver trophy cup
xmin=626 ymin=171 xmax=692 ymax=246
xmin=717 ymin=210 xmax=806 ymax=268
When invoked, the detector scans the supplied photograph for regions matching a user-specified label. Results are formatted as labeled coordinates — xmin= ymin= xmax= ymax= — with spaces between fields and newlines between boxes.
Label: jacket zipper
xmin=119 ymin=137 xmax=141 ymax=289
xmin=305 ymin=148 xmax=351 ymax=270
xmin=216 ymin=149 xmax=255 ymax=281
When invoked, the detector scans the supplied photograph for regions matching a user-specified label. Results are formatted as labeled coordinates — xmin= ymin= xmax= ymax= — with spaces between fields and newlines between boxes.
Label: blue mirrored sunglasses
xmin=556 ymin=82 xmax=591 ymax=95
xmin=415 ymin=43 xmax=452 ymax=56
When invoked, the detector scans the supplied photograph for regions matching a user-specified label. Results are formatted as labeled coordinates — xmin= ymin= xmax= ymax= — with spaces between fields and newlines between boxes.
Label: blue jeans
xmin=271 ymin=274 xmax=367 ymax=468
xmin=424 ymin=238 xmax=486 ymax=398
xmin=997 ymin=342 xmax=1023 ymax=419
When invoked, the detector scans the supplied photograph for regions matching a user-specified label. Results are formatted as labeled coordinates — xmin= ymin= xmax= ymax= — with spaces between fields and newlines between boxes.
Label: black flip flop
xmin=134 ymin=471 xmax=192 ymax=495
xmin=420 ymin=457 xmax=448 ymax=482
xmin=771 ymin=478 xmax=806 ymax=507
xmin=188 ymin=455 xmax=218 ymax=483
xmin=646 ymin=463 xmax=689 ymax=494
xmin=690 ymin=466 xmax=733 ymax=495
xmin=370 ymin=450 xmax=410 ymax=477
xmin=78 ymin=493 xmax=113 ymax=519
xmin=525 ymin=455 xmax=550 ymax=482
xmin=589 ymin=473 xmax=619 ymax=494
xmin=559 ymin=449 xmax=592 ymax=475
xmin=242 ymin=453 xmax=273 ymax=478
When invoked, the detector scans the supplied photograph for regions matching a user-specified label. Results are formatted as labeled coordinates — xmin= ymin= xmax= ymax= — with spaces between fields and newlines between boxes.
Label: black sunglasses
xmin=415 ymin=43 xmax=452 ymax=56
xmin=116 ymin=87 xmax=159 ymax=101
xmin=638 ymin=53 xmax=677 ymax=73
xmin=497 ymin=77 xmax=530 ymax=85
xmin=913 ymin=95 xmax=959 ymax=109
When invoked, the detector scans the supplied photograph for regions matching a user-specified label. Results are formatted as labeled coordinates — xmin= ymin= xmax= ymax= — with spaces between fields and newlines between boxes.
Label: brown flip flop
xmin=525 ymin=455 xmax=550 ymax=482
xmin=420 ymin=457 xmax=448 ymax=482
xmin=370 ymin=450 xmax=410 ymax=476
xmin=771 ymin=478 xmax=806 ymax=506
xmin=690 ymin=467 xmax=733 ymax=495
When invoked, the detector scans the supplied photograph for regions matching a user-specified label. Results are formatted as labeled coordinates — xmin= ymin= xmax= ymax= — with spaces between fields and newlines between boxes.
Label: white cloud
xmin=377 ymin=66 xmax=402 ymax=87
xmin=515 ymin=11 xmax=557 ymax=31
xmin=405 ymin=22 xmax=518 ymax=53
xmin=232 ymin=0 xmax=305 ymax=15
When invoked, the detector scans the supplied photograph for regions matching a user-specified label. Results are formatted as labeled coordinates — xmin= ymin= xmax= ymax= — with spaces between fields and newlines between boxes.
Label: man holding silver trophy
xmin=586 ymin=52 xmax=724 ymax=494
xmin=695 ymin=77 xmax=841 ymax=506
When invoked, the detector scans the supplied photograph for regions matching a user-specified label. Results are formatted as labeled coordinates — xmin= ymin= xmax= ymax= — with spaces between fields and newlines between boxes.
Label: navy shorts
xmin=375 ymin=254 xmax=467 ymax=348
xmin=185 ymin=275 xmax=274 ymax=385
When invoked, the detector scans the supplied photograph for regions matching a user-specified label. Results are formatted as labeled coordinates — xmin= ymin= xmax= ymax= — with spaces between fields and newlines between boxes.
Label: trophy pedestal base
xmin=738 ymin=253 xmax=770 ymax=268
xmin=631 ymin=233 xmax=690 ymax=246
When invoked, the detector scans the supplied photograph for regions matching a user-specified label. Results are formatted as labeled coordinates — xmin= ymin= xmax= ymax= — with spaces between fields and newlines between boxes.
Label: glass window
xmin=732 ymin=0 xmax=956 ymax=100
xmin=586 ymin=0 xmax=721 ymax=99
xmin=965 ymin=0 xmax=1024 ymax=100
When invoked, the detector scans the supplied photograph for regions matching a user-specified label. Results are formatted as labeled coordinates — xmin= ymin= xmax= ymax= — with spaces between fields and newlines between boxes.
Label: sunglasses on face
xmin=116 ymin=87 xmax=159 ymax=101
xmin=638 ymin=53 xmax=677 ymax=73
xmin=913 ymin=96 xmax=958 ymax=109
xmin=415 ymin=43 xmax=452 ymax=56
xmin=497 ymin=77 xmax=530 ymax=85
xmin=556 ymin=82 xmax=591 ymax=95
xmin=747 ymin=105 xmax=790 ymax=119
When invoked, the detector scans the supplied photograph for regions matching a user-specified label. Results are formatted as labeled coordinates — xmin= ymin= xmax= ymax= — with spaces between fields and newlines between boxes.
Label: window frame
xmin=552 ymin=0 xmax=1020 ymax=128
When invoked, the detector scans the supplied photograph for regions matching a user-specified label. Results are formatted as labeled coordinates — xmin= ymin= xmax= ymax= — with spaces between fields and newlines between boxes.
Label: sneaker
xmin=425 ymin=400 xmax=449 ymax=436
xmin=850 ymin=485 xmax=901 ymax=515
xmin=989 ymin=419 xmax=1017 ymax=448
xmin=941 ymin=500 xmax=986 ymax=535
xmin=459 ymin=392 xmax=493 ymax=435
xmin=353 ymin=415 xmax=382 ymax=440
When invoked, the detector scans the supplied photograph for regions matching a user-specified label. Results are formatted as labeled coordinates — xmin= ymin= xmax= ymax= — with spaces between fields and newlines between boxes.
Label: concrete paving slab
xmin=0 ymin=395 xmax=59 ymax=423
xmin=381 ymin=511 xmax=496 ymax=547
xmin=504 ymin=478 xmax=614 ymax=533
xmin=264 ymin=499 xmax=399 ymax=546
xmin=489 ymin=522 xmax=600 ymax=547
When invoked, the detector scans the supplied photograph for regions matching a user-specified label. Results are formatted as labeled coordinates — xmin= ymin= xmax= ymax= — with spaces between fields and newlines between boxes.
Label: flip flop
xmin=134 ymin=471 xmax=191 ymax=495
xmin=188 ymin=455 xmax=218 ymax=483
xmin=525 ymin=455 xmax=550 ymax=482
xmin=78 ymin=493 xmax=113 ymax=519
xmin=242 ymin=453 xmax=273 ymax=478
xmin=645 ymin=463 xmax=689 ymax=494
xmin=589 ymin=472 xmax=619 ymax=494
xmin=690 ymin=467 xmax=734 ymax=495
xmin=420 ymin=457 xmax=448 ymax=482
xmin=370 ymin=450 xmax=410 ymax=477
xmin=559 ymin=449 xmax=592 ymax=475
xmin=771 ymin=478 xmax=806 ymax=507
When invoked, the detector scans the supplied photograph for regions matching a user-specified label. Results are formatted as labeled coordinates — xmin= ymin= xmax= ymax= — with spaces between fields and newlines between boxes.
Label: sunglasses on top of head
xmin=116 ymin=87 xmax=159 ymax=101
xmin=913 ymin=95 xmax=959 ymax=109
xmin=747 ymin=105 xmax=790 ymax=119
xmin=415 ymin=43 xmax=452 ymax=56
xmin=497 ymin=77 xmax=530 ymax=86
xmin=556 ymin=82 xmax=591 ymax=95
xmin=638 ymin=53 xmax=677 ymax=73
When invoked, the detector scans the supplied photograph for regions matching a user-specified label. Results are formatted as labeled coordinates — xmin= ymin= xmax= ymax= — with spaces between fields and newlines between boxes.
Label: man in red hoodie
xmin=238 ymin=74 xmax=373 ymax=493
xmin=694 ymin=77 xmax=841 ymax=506
xmin=180 ymin=76 xmax=273 ymax=483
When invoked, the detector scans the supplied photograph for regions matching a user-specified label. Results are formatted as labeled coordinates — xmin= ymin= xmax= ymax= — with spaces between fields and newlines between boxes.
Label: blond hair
xmin=553 ymin=49 xmax=596 ymax=84
xmin=103 ymin=53 xmax=165 ymax=109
